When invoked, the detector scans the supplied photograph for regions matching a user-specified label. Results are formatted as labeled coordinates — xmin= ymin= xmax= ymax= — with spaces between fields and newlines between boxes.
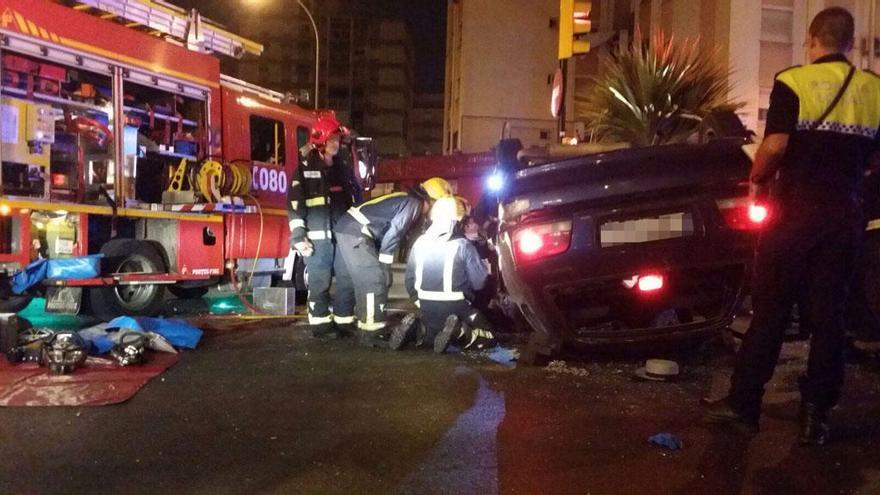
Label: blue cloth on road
xmin=648 ymin=433 xmax=684 ymax=450
xmin=485 ymin=346 xmax=517 ymax=368
xmin=107 ymin=316 xmax=202 ymax=349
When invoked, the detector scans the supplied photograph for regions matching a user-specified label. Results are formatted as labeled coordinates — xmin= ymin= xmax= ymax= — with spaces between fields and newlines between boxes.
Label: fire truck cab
xmin=0 ymin=0 xmax=375 ymax=319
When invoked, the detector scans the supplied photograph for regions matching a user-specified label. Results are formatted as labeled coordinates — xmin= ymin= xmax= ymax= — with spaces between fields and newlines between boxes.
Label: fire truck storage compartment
xmin=1 ymin=52 xmax=115 ymax=201
xmin=121 ymin=81 xmax=206 ymax=204
xmin=0 ymin=48 xmax=210 ymax=207
xmin=134 ymin=217 xmax=223 ymax=276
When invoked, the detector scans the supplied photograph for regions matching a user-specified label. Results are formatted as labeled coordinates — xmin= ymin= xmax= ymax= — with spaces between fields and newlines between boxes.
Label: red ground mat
xmin=0 ymin=353 xmax=180 ymax=407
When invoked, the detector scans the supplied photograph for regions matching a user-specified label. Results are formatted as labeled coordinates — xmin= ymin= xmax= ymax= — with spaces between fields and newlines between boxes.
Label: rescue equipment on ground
xmin=109 ymin=331 xmax=148 ymax=366
xmin=41 ymin=331 xmax=87 ymax=374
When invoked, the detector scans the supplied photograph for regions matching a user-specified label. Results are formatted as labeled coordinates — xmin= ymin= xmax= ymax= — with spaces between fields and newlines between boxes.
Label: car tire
xmin=88 ymin=240 xmax=167 ymax=321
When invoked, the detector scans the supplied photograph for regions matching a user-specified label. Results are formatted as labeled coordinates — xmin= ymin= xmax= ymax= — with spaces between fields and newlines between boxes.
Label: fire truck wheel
xmin=89 ymin=240 xmax=167 ymax=320
xmin=169 ymin=285 xmax=209 ymax=300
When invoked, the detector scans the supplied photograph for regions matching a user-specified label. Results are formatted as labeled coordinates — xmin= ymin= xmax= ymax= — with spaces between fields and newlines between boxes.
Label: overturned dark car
xmin=496 ymin=138 xmax=760 ymax=361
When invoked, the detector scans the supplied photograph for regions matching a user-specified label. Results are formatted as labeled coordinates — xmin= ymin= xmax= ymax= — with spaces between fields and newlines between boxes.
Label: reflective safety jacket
xmin=767 ymin=54 xmax=880 ymax=200
xmin=335 ymin=191 xmax=424 ymax=264
xmin=287 ymin=150 xmax=357 ymax=244
xmin=404 ymin=228 xmax=488 ymax=302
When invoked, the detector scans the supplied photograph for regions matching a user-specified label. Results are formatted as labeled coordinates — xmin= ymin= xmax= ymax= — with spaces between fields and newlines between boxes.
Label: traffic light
xmin=558 ymin=0 xmax=592 ymax=59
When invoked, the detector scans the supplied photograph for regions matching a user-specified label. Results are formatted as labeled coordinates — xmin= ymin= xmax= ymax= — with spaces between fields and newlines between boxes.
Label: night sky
xmin=176 ymin=0 xmax=446 ymax=93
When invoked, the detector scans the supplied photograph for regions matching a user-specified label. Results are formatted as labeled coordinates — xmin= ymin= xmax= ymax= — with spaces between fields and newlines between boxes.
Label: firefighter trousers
xmin=303 ymin=239 xmax=355 ymax=326
xmin=421 ymin=299 xmax=496 ymax=349
xmin=730 ymin=197 xmax=862 ymax=416
xmin=335 ymin=232 xmax=387 ymax=332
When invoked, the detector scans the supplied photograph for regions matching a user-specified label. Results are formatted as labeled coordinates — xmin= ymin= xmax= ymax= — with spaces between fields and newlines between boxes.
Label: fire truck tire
xmin=169 ymin=285 xmax=209 ymax=299
xmin=88 ymin=240 xmax=167 ymax=320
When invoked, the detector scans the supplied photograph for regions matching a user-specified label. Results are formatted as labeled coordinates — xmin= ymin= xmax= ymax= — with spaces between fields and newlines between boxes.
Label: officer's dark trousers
xmin=335 ymin=232 xmax=387 ymax=331
xmin=304 ymin=240 xmax=355 ymax=326
xmin=420 ymin=299 xmax=494 ymax=346
xmin=730 ymin=197 xmax=862 ymax=416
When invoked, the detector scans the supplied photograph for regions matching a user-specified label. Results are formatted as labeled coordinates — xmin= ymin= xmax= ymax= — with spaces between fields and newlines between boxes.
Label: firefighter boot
xmin=358 ymin=329 xmax=387 ymax=349
xmin=311 ymin=323 xmax=338 ymax=341
xmin=335 ymin=322 xmax=356 ymax=339
xmin=434 ymin=315 xmax=462 ymax=354
xmin=799 ymin=402 xmax=830 ymax=446
xmin=388 ymin=313 xmax=418 ymax=351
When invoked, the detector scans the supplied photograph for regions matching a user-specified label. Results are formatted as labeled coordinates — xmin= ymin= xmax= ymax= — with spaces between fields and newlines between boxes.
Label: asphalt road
xmin=2 ymin=317 xmax=880 ymax=495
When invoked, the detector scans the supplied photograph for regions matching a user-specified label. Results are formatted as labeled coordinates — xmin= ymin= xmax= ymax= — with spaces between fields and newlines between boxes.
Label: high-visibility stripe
xmin=358 ymin=321 xmax=386 ymax=331
xmin=289 ymin=201 xmax=299 ymax=210
xmin=414 ymin=300 xmax=421 ymax=308
xmin=334 ymin=315 xmax=355 ymax=324
xmin=289 ymin=219 xmax=305 ymax=229
xmin=417 ymin=289 xmax=465 ymax=301
xmin=378 ymin=253 xmax=394 ymax=264
xmin=305 ymin=197 xmax=328 ymax=207
xmin=308 ymin=314 xmax=333 ymax=325
xmin=366 ymin=292 xmax=375 ymax=324
xmin=348 ymin=208 xmax=371 ymax=225
xmin=307 ymin=230 xmax=331 ymax=240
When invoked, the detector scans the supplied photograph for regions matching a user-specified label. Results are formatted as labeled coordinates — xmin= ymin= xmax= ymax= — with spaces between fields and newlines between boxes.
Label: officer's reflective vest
xmin=776 ymin=62 xmax=880 ymax=138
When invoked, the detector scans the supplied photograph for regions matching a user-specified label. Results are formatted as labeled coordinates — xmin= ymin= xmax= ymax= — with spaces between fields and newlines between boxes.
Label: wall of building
xmin=444 ymin=0 xmax=577 ymax=153
xmin=411 ymin=93 xmax=444 ymax=156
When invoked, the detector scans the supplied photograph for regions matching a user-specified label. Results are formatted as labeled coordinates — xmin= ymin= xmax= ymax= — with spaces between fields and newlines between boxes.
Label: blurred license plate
xmin=600 ymin=212 xmax=694 ymax=247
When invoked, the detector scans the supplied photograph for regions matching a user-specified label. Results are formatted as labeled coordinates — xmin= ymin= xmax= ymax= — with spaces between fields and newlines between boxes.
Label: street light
xmin=296 ymin=0 xmax=320 ymax=109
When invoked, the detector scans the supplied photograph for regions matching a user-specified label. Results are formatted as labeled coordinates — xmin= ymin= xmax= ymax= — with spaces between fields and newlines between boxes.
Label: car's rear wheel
xmin=88 ymin=240 xmax=167 ymax=321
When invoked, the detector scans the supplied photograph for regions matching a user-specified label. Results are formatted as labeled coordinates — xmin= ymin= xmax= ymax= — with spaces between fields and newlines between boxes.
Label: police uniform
xmin=404 ymin=226 xmax=497 ymax=350
xmin=288 ymin=149 xmax=357 ymax=332
xmin=333 ymin=191 xmax=425 ymax=335
xmin=728 ymin=55 xmax=880 ymax=420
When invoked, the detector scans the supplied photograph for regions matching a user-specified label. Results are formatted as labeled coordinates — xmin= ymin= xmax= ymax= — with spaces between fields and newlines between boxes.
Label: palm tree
xmin=576 ymin=32 xmax=740 ymax=147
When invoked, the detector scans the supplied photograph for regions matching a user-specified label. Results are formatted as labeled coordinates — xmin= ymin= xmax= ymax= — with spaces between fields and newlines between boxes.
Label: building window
xmin=758 ymin=1 xmax=795 ymax=122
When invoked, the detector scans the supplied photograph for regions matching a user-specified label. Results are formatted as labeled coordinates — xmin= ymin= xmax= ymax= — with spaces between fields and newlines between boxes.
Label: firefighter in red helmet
xmin=288 ymin=113 xmax=360 ymax=339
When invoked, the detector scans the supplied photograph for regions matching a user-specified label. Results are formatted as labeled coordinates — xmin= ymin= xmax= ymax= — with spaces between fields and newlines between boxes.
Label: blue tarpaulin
xmin=107 ymin=316 xmax=202 ymax=349
xmin=12 ymin=260 xmax=48 ymax=295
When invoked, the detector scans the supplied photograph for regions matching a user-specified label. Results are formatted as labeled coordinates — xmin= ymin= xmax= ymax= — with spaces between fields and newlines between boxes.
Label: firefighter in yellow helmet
xmin=389 ymin=196 xmax=498 ymax=353
xmin=332 ymin=177 xmax=452 ymax=347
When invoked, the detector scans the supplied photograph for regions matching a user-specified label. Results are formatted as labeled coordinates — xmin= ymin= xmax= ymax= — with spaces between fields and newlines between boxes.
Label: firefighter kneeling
xmin=390 ymin=197 xmax=497 ymax=353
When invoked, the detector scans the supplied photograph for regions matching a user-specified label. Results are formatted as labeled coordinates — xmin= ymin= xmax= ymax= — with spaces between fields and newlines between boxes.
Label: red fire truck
xmin=0 ymin=0 xmax=376 ymax=318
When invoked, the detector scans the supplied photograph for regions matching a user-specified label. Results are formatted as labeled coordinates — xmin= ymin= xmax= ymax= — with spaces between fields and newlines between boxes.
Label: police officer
xmin=333 ymin=177 xmax=452 ymax=347
xmin=288 ymin=114 xmax=358 ymax=339
xmin=706 ymin=7 xmax=880 ymax=445
xmin=390 ymin=197 xmax=497 ymax=353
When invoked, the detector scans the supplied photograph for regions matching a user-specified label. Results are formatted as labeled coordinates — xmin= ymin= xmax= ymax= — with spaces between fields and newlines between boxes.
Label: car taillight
xmin=637 ymin=274 xmax=664 ymax=292
xmin=716 ymin=198 xmax=768 ymax=230
xmin=513 ymin=220 xmax=572 ymax=262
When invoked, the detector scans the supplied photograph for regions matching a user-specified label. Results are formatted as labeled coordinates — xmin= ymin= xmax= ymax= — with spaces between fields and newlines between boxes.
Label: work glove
xmin=294 ymin=239 xmax=314 ymax=257
xmin=382 ymin=263 xmax=393 ymax=289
